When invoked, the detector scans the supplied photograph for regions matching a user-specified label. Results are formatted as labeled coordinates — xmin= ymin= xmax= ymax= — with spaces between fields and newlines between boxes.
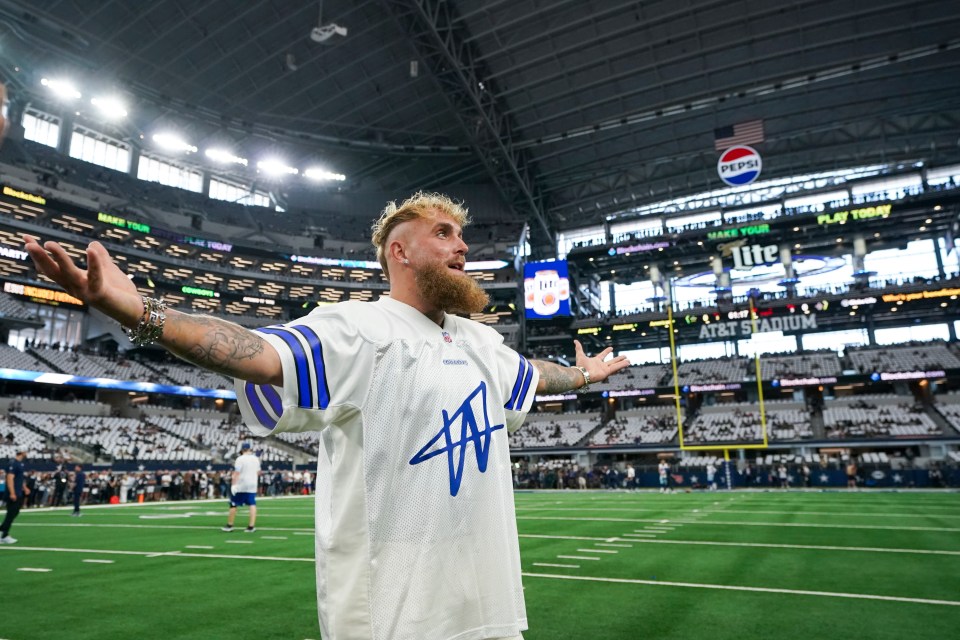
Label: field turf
xmin=2 ymin=490 xmax=958 ymax=639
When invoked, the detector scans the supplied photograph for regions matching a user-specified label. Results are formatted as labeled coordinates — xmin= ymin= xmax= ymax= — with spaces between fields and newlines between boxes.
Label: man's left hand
xmin=574 ymin=339 xmax=630 ymax=385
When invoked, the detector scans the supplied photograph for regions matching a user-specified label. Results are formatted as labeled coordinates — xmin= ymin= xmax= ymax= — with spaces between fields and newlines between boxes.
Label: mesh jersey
xmin=235 ymin=297 xmax=539 ymax=640
xmin=233 ymin=453 xmax=261 ymax=493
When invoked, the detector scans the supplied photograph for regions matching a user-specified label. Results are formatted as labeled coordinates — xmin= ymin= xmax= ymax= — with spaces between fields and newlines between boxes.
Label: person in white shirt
xmin=25 ymin=192 xmax=630 ymax=640
xmin=223 ymin=443 xmax=261 ymax=532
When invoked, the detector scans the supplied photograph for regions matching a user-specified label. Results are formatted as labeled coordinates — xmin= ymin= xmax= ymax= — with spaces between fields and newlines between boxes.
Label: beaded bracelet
xmin=123 ymin=295 xmax=167 ymax=346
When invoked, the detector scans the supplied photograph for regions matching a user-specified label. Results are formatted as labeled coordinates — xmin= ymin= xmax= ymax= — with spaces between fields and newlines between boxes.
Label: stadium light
xmin=304 ymin=167 xmax=346 ymax=182
xmin=257 ymin=159 xmax=299 ymax=176
xmin=153 ymin=133 xmax=197 ymax=153
xmin=40 ymin=78 xmax=81 ymax=100
xmin=90 ymin=96 xmax=128 ymax=119
xmin=205 ymin=148 xmax=248 ymax=166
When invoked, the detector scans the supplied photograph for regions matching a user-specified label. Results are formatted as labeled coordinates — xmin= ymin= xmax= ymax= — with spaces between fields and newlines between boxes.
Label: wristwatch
xmin=574 ymin=366 xmax=591 ymax=391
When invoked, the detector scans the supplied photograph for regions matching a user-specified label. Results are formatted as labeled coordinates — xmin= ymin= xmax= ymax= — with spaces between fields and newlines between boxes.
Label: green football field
xmin=2 ymin=490 xmax=959 ymax=639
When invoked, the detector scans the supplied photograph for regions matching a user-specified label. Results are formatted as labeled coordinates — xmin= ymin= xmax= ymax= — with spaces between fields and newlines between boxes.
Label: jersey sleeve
xmin=234 ymin=307 xmax=374 ymax=436
xmin=495 ymin=344 xmax=540 ymax=433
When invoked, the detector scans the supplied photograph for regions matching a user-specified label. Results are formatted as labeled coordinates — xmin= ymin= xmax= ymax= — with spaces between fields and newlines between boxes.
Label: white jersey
xmin=235 ymin=297 xmax=539 ymax=640
xmin=233 ymin=452 xmax=261 ymax=493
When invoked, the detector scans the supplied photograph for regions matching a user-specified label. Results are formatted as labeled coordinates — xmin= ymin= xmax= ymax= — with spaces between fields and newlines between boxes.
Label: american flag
xmin=714 ymin=119 xmax=765 ymax=151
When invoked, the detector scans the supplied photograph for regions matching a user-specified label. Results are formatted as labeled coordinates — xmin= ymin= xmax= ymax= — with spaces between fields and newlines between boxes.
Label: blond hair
xmin=371 ymin=191 xmax=470 ymax=279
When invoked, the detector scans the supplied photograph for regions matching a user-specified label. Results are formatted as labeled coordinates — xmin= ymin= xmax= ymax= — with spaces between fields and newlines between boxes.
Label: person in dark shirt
xmin=52 ymin=466 xmax=68 ymax=506
xmin=1 ymin=451 xmax=29 ymax=543
xmin=72 ymin=464 xmax=86 ymax=516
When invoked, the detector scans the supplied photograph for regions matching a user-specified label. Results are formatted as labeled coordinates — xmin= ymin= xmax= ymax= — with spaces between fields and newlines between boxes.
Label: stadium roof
xmin=1 ymin=0 xmax=959 ymax=249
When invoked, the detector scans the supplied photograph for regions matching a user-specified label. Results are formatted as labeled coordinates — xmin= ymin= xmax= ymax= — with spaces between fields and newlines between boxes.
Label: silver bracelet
xmin=123 ymin=296 xmax=167 ymax=346
xmin=574 ymin=366 xmax=591 ymax=392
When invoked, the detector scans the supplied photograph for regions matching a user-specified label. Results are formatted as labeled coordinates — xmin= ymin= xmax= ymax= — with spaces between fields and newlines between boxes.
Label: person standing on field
xmin=222 ymin=443 xmax=261 ymax=532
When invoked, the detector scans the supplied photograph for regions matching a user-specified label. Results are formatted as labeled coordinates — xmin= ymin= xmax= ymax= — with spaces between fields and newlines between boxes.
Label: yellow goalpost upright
xmin=667 ymin=298 xmax=770 ymax=464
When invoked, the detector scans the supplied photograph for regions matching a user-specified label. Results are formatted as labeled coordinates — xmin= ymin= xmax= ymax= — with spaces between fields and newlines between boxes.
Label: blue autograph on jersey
xmin=409 ymin=381 xmax=505 ymax=497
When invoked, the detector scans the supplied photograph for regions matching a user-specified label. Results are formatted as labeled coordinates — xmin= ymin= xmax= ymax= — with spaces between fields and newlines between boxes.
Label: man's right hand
xmin=24 ymin=237 xmax=144 ymax=328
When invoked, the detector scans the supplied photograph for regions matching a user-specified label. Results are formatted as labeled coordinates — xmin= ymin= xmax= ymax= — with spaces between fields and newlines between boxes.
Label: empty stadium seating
xmin=847 ymin=343 xmax=960 ymax=373
xmin=822 ymin=400 xmax=940 ymax=438
xmin=589 ymin=407 xmax=677 ymax=445
xmin=509 ymin=413 xmax=602 ymax=448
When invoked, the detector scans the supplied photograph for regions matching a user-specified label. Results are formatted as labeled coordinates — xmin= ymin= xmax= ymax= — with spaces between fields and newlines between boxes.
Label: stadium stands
xmin=847 ymin=343 xmax=960 ymax=373
xmin=12 ymin=411 xmax=210 ymax=461
xmin=591 ymin=363 xmax=669 ymax=391
xmin=0 ymin=344 xmax=55 ymax=372
xmin=31 ymin=347 xmax=160 ymax=381
xmin=589 ymin=407 xmax=677 ymax=445
xmin=677 ymin=357 xmax=749 ymax=383
xmin=934 ymin=395 xmax=960 ymax=435
xmin=822 ymin=399 xmax=940 ymax=438
xmin=684 ymin=401 xmax=814 ymax=443
xmin=144 ymin=415 xmax=291 ymax=462
xmin=509 ymin=412 xmax=602 ymax=448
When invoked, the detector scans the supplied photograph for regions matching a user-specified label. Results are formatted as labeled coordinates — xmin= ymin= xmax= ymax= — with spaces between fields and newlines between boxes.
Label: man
xmin=71 ymin=464 xmax=85 ymax=516
xmin=846 ymin=459 xmax=858 ymax=490
xmin=52 ymin=465 xmax=68 ymax=506
xmin=24 ymin=192 xmax=629 ymax=640
xmin=222 ymin=442 xmax=260 ymax=533
xmin=1 ymin=451 xmax=29 ymax=543
xmin=658 ymin=459 xmax=670 ymax=493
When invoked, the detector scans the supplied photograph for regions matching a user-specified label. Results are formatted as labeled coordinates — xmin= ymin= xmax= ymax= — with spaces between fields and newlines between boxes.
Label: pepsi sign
xmin=717 ymin=146 xmax=762 ymax=186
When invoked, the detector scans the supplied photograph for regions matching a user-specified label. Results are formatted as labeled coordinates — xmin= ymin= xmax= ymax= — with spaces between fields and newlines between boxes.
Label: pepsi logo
xmin=717 ymin=146 xmax=762 ymax=186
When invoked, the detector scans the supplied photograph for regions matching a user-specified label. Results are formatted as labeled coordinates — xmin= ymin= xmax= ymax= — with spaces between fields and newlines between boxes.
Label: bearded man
xmin=24 ymin=192 xmax=629 ymax=640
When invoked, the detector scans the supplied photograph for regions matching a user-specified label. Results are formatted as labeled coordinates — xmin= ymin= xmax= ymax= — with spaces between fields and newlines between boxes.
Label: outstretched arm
xmin=531 ymin=339 xmax=630 ymax=393
xmin=24 ymin=237 xmax=282 ymax=386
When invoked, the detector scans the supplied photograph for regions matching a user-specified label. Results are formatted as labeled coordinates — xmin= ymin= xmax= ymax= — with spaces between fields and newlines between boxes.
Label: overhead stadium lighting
xmin=90 ymin=96 xmax=128 ymax=119
xmin=205 ymin=148 xmax=248 ymax=166
xmin=41 ymin=78 xmax=81 ymax=100
xmin=153 ymin=133 xmax=197 ymax=153
xmin=257 ymin=159 xmax=299 ymax=176
xmin=304 ymin=167 xmax=346 ymax=182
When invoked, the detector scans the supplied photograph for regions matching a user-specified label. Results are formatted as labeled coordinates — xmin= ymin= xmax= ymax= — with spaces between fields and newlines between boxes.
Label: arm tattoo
xmin=165 ymin=314 xmax=265 ymax=378
xmin=531 ymin=359 xmax=583 ymax=393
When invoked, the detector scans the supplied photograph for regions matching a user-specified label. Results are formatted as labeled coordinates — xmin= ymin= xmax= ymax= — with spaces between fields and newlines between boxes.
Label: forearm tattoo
xmin=531 ymin=360 xmax=583 ymax=393
xmin=167 ymin=314 xmax=265 ymax=378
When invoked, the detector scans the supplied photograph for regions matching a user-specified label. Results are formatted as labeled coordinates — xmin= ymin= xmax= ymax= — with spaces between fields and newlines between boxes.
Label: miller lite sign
xmin=717 ymin=146 xmax=762 ymax=186
xmin=728 ymin=242 xmax=779 ymax=270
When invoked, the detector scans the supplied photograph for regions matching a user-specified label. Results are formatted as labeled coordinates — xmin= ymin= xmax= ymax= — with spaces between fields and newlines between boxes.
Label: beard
xmin=415 ymin=261 xmax=490 ymax=315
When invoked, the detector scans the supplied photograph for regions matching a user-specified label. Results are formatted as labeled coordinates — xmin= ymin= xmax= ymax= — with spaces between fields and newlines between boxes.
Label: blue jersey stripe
xmin=505 ymin=356 xmax=527 ymax=410
xmin=290 ymin=324 xmax=331 ymax=409
xmin=259 ymin=383 xmax=284 ymax=416
xmin=258 ymin=327 xmax=314 ymax=409
xmin=244 ymin=382 xmax=277 ymax=430
xmin=516 ymin=359 xmax=535 ymax=411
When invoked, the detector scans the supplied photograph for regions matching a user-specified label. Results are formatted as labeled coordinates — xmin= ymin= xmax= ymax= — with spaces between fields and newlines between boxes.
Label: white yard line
xmin=0 ymin=546 xmax=311 ymax=562
xmin=17 ymin=523 xmax=314 ymax=533
xmin=576 ymin=548 xmax=618 ymax=554
xmin=533 ymin=562 xmax=580 ymax=569
xmin=556 ymin=555 xmax=601 ymax=561
xmin=517 ymin=516 xmax=960 ymax=533
xmin=602 ymin=538 xmax=960 ymax=557
xmin=595 ymin=543 xmax=632 ymax=548
xmin=516 ymin=506 xmax=960 ymax=519
xmin=82 ymin=559 xmax=114 ymax=564
xmin=522 ymin=572 xmax=960 ymax=607
xmin=17 ymin=567 xmax=52 ymax=572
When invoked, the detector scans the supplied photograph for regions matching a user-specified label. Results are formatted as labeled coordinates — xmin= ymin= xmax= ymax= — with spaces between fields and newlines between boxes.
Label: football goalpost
xmin=665 ymin=297 xmax=770 ymax=478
